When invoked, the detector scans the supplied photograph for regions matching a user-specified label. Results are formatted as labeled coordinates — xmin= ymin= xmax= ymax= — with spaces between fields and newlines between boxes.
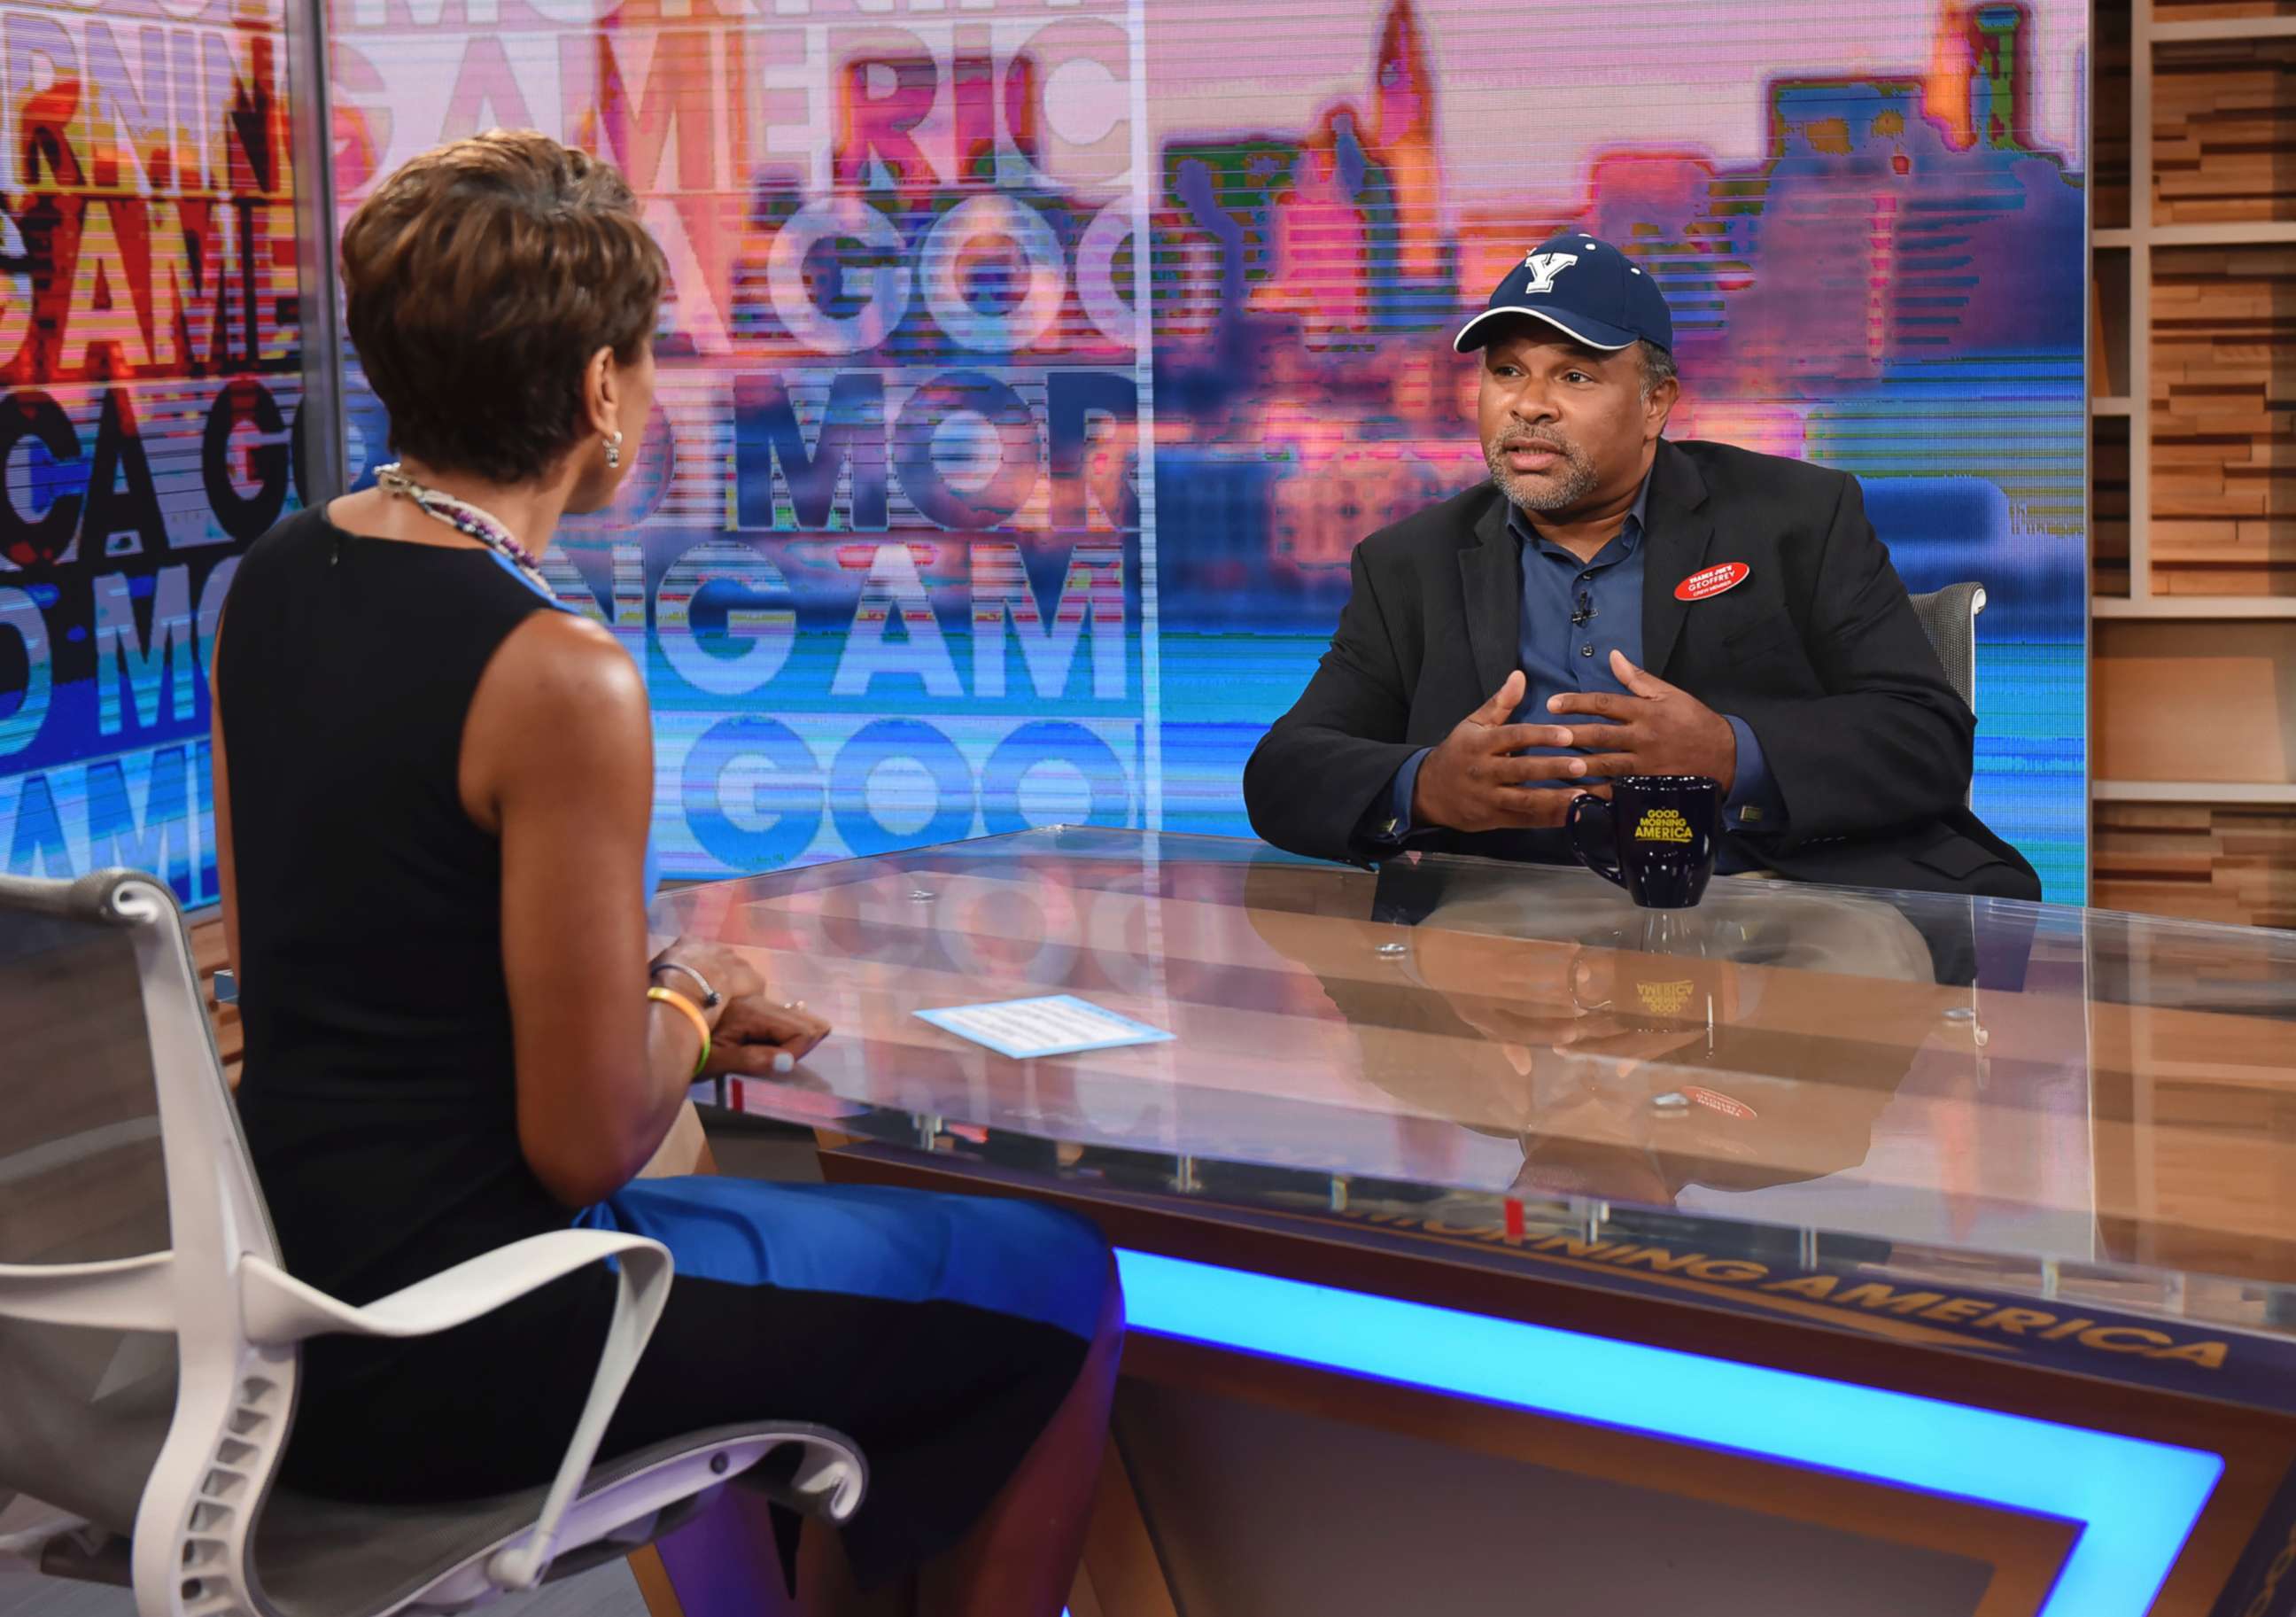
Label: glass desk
xmin=652 ymin=829 xmax=2296 ymax=1617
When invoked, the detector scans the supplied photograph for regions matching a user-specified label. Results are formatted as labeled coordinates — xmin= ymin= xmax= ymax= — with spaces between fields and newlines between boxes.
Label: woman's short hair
xmin=341 ymin=129 xmax=664 ymax=486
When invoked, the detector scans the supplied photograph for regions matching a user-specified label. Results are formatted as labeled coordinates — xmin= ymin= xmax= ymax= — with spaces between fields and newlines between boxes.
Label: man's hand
xmin=1547 ymin=651 xmax=1738 ymax=791
xmin=1412 ymin=671 xmax=1602 ymax=833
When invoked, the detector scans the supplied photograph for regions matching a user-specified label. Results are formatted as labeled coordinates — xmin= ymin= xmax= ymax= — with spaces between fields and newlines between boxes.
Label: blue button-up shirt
xmin=1366 ymin=477 xmax=1784 ymax=867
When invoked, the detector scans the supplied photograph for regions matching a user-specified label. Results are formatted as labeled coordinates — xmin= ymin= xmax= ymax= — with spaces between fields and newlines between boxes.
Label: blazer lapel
xmin=1458 ymin=494 xmax=1522 ymax=701
xmin=1640 ymin=440 xmax=1716 ymax=680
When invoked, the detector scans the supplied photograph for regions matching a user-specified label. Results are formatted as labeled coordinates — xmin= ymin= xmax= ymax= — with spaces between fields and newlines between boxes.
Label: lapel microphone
xmin=1571 ymin=587 xmax=1595 ymax=627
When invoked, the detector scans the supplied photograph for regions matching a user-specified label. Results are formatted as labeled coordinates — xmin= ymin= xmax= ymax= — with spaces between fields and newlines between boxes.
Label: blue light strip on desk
xmin=1115 ymin=1249 xmax=2222 ymax=1617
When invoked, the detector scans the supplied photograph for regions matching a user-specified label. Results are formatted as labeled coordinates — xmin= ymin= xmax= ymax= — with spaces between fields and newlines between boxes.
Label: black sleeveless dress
xmin=221 ymin=507 xmax=1111 ymax=1579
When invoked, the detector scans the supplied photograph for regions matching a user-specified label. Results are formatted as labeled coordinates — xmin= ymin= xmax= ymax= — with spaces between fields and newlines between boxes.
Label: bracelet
xmin=647 ymin=986 xmax=711 ymax=1079
xmin=649 ymin=959 xmax=722 ymax=1008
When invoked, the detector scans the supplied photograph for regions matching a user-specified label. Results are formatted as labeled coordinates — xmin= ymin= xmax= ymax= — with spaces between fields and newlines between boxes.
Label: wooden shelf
xmin=2150 ymin=222 xmax=2296 ymax=246
xmin=2150 ymin=16 xmax=2296 ymax=43
xmin=2090 ymin=15 xmax=2296 ymax=921
xmin=2095 ymin=781 xmax=2296 ymax=805
xmin=2096 ymin=224 xmax=2296 ymax=246
xmin=2093 ymin=596 xmax=2296 ymax=618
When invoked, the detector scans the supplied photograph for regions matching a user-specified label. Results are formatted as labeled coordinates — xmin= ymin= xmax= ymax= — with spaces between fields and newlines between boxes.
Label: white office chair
xmin=1905 ymin=582 xmax=1986 ymax=811
xmin=0 ymin=867 xmax=865 ymax=1617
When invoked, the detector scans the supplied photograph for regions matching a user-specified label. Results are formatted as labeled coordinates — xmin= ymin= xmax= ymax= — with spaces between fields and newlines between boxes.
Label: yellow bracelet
xmin=647 ymin=985 xmax=711 ymax=1079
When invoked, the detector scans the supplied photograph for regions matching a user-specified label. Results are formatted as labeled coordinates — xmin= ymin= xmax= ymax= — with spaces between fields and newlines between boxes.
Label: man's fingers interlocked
xmin=1479 ymin=722 xmax=1579 ymax=754
xmin=1488 ymin=783 xmax=1608 ymax=828
xmin=1478 ymin=754 xmax=1593 ymax=787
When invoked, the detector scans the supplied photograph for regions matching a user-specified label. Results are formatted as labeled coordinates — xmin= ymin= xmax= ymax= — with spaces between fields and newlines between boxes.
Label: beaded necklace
xmin=375 ymin=463 xmax=554 ymax=598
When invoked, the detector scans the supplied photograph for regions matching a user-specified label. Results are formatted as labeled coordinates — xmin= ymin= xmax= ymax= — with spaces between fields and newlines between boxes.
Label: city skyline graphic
xmin=0 ymin=0 xmax=2091 ymax=901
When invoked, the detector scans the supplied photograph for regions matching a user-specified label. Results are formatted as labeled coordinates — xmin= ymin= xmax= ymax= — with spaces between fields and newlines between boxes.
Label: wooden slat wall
xmin=2094 ymin=416 xmax=2131 ymax=596
xmin=2152 ymin=38 xmax=2296 ymax=227
xmin=2095 ymin=802 xmax=2296 ymax=927
xmin=2148 ymin=243 xmax=2296 ymax=595
xmin=2097 ymin=0 xmax=2133 ymax=231
xmin=2094 ymin=17 xmax=2296 ymax=928
xmin=2153 ymin=1 xmax=2296 ymax=19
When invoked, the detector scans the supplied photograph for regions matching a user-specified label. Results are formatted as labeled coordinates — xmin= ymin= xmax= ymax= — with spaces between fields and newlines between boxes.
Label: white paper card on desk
xmin=915 ymin=995 xmax=1175 ymax=1061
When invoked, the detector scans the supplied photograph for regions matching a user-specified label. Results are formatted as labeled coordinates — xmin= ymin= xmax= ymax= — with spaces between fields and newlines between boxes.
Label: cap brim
xmin=1453 ymin=306 xmax=1640 ymax=354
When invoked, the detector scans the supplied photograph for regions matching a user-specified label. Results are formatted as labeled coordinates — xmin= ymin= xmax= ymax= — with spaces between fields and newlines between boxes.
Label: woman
xmin=212 ymin=129 xmax=1121 ymax=1615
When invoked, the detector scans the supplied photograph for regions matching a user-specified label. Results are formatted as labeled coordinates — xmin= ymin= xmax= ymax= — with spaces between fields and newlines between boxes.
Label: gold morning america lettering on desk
xmin=1330 ymin=1208 xmax=2232 ymax=1372
xmin=1636 ymin=979 xmax=1695 ymax=1017
xmin=1633 ymin=806 xmax=1696 ymax=844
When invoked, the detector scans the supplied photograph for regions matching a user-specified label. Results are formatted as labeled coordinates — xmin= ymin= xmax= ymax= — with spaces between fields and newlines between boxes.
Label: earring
xmin=604 ymin=431 xmax=624 ymax=470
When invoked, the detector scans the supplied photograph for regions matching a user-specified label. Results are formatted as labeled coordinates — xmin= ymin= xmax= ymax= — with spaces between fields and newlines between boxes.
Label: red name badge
xmin=1674 ymin=562 xmax=1749 ymax=602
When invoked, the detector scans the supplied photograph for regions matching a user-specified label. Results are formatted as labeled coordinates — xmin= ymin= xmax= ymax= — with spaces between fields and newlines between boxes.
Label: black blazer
xmin=1244 ymin=439 xmax=2042 ymax=899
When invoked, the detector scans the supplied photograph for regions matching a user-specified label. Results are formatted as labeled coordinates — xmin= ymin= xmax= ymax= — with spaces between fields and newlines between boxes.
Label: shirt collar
xmin=1509 ymin=469 xmax=1654 ymax=562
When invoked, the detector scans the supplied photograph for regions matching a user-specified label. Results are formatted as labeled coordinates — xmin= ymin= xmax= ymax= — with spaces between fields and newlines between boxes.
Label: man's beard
xmin=1486 ymin=431 xmax=1599 ymax=512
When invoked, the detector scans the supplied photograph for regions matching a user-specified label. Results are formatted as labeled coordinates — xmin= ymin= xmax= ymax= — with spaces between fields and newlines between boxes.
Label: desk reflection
xmin=1239 ymin=861 xmax=1956 ymax=1214
xmin=665 ymin=828 xmax=2296 ymax=1306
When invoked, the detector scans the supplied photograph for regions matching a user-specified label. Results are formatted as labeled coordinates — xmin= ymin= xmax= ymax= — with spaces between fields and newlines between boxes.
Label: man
xmin=1244 ymin=232 xmax=2040 ymax=899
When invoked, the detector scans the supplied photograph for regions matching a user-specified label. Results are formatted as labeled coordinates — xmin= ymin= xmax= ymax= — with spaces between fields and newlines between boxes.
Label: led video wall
xmin=0 ymin=0 xmax=2091 ymax=901
xmin=0 ymin=0 xmax=300 ymax=909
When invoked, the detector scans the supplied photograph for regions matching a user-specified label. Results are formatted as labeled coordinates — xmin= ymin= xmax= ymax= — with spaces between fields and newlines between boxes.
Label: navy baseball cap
xmin=1454 ymin=232 xmax=1673 ymax=355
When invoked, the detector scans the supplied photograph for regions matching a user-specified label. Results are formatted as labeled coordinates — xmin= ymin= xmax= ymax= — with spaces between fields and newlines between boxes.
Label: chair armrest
xmin=240 ymin=1231 xmax=674 ymax=1591
xmin=238 ymin=1231 xmax=664 ymax=1344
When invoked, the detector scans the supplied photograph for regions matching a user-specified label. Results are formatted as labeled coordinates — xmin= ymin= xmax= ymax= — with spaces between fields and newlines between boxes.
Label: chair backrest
xmin=0 ymin=876 xmax=175 ymax=1536
xmin=0 ymin=869 xmax=294 ymax=1617
xmin=1905 ymin=582 xmax=1986 ymax=716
